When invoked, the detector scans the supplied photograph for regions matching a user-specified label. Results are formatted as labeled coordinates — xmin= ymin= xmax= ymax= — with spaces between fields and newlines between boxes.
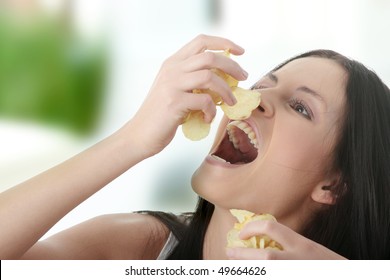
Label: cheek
xmin=191 ymin=118 xmax=336 ymax=212
xmin=266 ymin=122 xmax=331 ymax=172
xmin=244 ymin=165 xmax=310 ymax=214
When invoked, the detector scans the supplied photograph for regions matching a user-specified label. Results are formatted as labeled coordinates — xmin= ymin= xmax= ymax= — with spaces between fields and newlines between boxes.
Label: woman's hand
xmin=126 ymin=34 xmax=248 ymax=158
xmin=226 ymin=219 xmax=347 ymax=260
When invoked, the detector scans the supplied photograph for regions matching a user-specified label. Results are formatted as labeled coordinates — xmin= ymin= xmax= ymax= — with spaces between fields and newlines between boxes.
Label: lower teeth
xmin=211 ymin=154 xmax=230 ymax=164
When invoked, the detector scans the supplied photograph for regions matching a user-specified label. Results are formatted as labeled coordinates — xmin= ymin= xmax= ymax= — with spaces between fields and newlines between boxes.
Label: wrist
xmin=114 ymin=120 xmax=155 ymax=164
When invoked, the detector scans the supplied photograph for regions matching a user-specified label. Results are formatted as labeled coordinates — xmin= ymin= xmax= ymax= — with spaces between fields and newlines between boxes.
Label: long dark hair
xmin=149 ymin=50 xmax=390 ymax=259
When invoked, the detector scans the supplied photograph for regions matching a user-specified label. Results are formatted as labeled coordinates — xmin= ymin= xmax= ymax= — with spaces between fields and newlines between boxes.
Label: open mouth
xmin=210 ymin=120 xmax=259 ymax=165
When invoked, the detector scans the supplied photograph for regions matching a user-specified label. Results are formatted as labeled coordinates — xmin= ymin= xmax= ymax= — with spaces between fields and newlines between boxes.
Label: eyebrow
xmin=267 ymin=72 xmax=325 ymax=104
xmin=267 ymin=72 xmax=278 ymax=83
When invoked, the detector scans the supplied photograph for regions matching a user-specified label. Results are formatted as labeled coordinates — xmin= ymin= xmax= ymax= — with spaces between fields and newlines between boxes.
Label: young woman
xmin=0 ymin=35 xmax=389 ymax=260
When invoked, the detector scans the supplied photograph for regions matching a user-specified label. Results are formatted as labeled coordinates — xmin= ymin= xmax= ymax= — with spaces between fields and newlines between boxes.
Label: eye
xmin=290 ymin=98 xmax=313 ymax=120
xmin=251 ymin=85 xmax=268 ymax=112
xmin=251 ymin=84 xmax=268 ymax=90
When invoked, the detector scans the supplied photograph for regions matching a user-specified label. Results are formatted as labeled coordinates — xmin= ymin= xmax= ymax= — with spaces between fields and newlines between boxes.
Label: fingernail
xmin=237 ymin=45 xmax=245 ymax=53
xmin=241 ymin=69 xmax=249 ymax=79
xmin=230 ymin=93 xmax=237 ymax=105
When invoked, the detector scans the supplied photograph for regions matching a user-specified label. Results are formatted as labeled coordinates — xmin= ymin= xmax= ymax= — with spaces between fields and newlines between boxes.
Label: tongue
xmin=213 ymin=129 xmax=258 ymax=164
xmin=215 ymin=136 xmax=244 ymax=164
xmin=233 ymin=128 xmax=254 ymax=154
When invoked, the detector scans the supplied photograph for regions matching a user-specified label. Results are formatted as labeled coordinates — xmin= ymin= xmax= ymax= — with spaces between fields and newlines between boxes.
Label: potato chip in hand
xmin=182 ymin=111 xmax=211 ymax=141
xmin=182 ymin=51 xmax=261 ymax=141
xmin=226 ymin=209 xmax=283 ymax=250
xmin=221 ymin=87 xmax=261 ymax=120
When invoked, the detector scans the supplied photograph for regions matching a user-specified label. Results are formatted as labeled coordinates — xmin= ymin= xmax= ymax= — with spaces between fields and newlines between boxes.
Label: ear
xmin=311 ymin=173 xmax=341 ymax=206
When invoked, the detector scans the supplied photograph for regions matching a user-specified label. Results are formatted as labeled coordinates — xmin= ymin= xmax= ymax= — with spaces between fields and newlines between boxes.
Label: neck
xmin=203 ymin=206 xmax=236 ymax=260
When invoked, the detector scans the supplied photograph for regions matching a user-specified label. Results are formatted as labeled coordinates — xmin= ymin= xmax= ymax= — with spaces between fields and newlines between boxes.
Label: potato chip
xmin=182 ymin=110 xmax=211 ymax=141
xmin=220 ymin=87 xmax=261 ymax=120
xmin=191 ymin=51 xmax=239 ymax=106
xmin=226 ymin=209 xmax=283 ymax=250
xmin=192 ymin=88 xmax=223 ymax=105
xmin=229 ymin=208 xmax=255 ymax=223
xmin=227 ymin=228 xmax=250 ymax=248
xmin=212 ymin=68 xmax=239 ymax=88
xmin=182 ymin=50 xmax=261 ymax=140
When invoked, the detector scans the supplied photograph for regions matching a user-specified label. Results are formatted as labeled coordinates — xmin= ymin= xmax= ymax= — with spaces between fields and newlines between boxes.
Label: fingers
xmin=182 ymin=51 xmax=248 ymax=81
xmin=226 ymin=221 xmax=291 ymax=260
xmin=239 ymin=219 xmax=294 ymax=246
xmin=169 ymin=34 xmax=247 ymax=107
xmin=175 ymin=34 xmax=245 ymax=59
xmin=226 ymin=220 xmax=347 ymax=260
xmin=182 ymin=94 xmax=216 ymax=123
xmin=179 ymin=70 xmax=236 ymax=105
xmin=146 ymin=34 xmax=245 ymax=129
xmin=226 ymin=247 xmax=284 ymax=260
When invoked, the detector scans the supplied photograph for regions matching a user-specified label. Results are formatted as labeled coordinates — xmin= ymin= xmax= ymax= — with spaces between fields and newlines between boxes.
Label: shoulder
xmin=91 ymin=212 xmax=170 ymax=259
xmin=23 ymin=213 xmax=170 ymax=260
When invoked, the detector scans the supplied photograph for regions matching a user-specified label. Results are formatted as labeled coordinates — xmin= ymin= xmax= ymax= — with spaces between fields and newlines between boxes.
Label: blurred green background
xmin=0 ymin=2 xmax=106 ymax=135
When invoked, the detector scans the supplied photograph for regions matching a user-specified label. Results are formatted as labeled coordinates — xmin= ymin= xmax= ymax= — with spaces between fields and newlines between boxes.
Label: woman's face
xmin=192 ymin=57 xmax=347 ymax=229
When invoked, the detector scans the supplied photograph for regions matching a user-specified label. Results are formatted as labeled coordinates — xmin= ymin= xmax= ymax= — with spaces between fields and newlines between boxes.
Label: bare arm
xmin=0 ymin=126 xmax=148 ymax=259
xmin=0 ymin=34 xmax=247 ymax=259
xmin=21 ymin=213 xmax=169 ymax=260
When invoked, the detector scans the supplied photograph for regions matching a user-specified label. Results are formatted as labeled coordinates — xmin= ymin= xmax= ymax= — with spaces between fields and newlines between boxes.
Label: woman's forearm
xmin=0 ymin=123 xmax=146 ymax=259
xmin=0 ymin=35 xmax=248 ymax=259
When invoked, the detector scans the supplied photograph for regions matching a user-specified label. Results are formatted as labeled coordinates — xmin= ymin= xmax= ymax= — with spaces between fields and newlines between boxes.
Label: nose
xmin=257 ymin=91 xmax=275 ymax=118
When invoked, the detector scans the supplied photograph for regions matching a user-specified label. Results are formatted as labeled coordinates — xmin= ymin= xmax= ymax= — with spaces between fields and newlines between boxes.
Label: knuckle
xmin=195 ymin=33 xmax=208 ymax=43
xmin=158 ymin=65 xmax=169 ymax=77
xmin=159 ymin=61 xmax=175 ymax=77
xmin=201 ymin=51 xmax=216 ymax=66
xmin=231 ymin=60 xmax=241 ymax=71
xmin=262 ymin=220 xmax=276 ymax=231
xmin=161 ymin=55 xmax=174 ymax=67
xmin=200 ymin=93 xmax=214 ymax=108
xmin=156 ymin=68 xmax=173 ymax=85
xmin=199 ymin=70 xmax=214 ymax=85
xmin=194 ymin=34 xmax=209 ymax=52
xmin=197 ymin=95 xmax=215 ymax=117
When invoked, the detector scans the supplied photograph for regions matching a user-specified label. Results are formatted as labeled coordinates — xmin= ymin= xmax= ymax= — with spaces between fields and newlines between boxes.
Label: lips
xmin=210 ymin=120 xmax=259 ymax=165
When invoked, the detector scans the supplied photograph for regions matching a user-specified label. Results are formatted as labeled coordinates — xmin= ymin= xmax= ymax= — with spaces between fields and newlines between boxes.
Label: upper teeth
xmin=227 ymin=120 xmax=258 ymax=150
